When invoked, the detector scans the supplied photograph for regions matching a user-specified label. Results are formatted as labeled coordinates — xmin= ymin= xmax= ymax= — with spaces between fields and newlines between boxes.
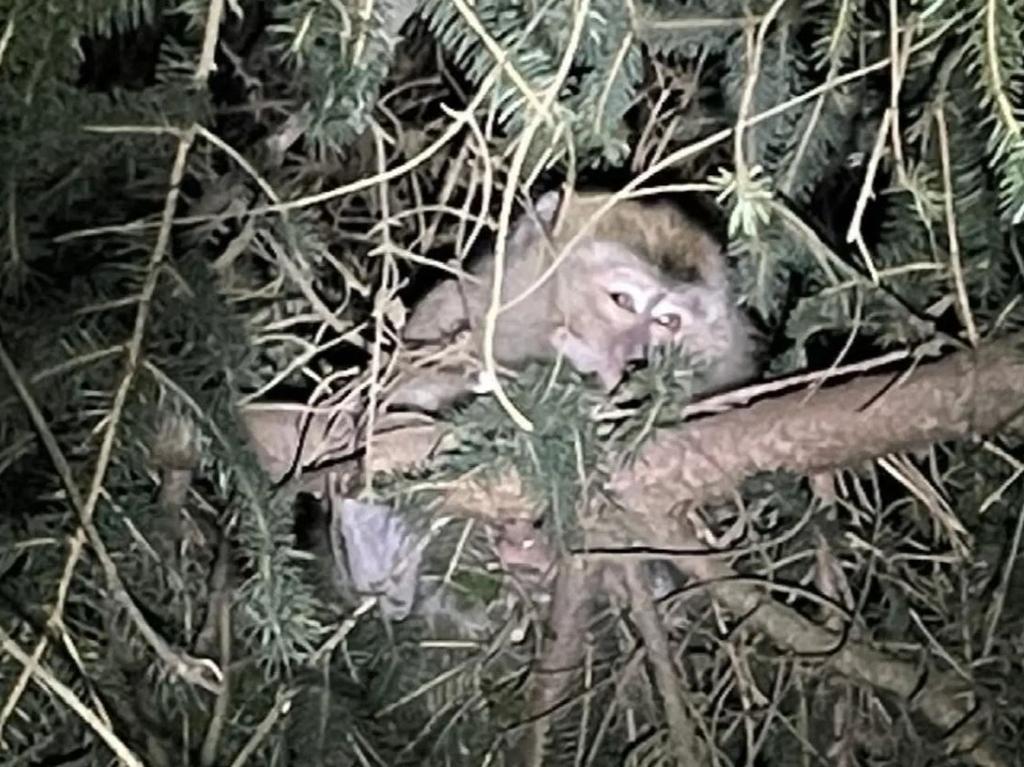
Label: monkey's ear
xmin=534 ymin=188 xmax=564 ymax=226
xmin=509 ymin=188 xmax=563 ymax=250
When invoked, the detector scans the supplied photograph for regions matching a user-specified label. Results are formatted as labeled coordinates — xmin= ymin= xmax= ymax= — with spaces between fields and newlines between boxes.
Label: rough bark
xmin=610 ymin=335 xmax=1024 ymax=515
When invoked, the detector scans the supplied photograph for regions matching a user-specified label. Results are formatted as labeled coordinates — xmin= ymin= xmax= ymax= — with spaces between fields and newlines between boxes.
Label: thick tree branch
xmin=621 ymin=562 xmax=704 ymax=763
xmin=511 ymin=559 xmax=591 ymax=767
xmin=245 ymin=334 xmax=1024 ymax=521
xmin=611 ymin=335 xmax=1024 ymax=515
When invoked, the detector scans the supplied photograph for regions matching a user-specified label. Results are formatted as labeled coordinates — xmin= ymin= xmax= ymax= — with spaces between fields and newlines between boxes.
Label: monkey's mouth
xmin=612 ymin=331 xmax=650 ymax=369
xmin=617 ymin=354 xmax=664 ymax=388
xmin=618 ymin=339 xmax=692 ymax=374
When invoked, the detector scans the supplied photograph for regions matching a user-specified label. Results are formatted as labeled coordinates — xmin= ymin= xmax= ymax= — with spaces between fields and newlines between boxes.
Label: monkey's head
xmin=551 ymin=238 xmax=734 ymax=391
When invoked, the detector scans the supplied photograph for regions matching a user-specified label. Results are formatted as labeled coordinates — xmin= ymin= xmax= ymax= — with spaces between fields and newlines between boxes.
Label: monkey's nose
xmin=619 ymin=323 xmax=652 ymax=363
xmin=623 ymin=343 xmax=647 ymax=362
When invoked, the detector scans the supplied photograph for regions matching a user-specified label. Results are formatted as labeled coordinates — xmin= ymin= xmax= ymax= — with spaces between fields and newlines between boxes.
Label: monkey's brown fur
xmin=546 ymin=190 xmax=728 ymax=289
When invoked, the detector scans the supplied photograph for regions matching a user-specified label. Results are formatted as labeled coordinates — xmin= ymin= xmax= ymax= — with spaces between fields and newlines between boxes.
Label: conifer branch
xmin=10 ymin=0 xmax=1024 ymax=761
xmin=594 ymin=513 xmax=1010 ymax=767
xmin=0 ymin=626 xmax=145 ymax=767
xmin=0 ymin=127 xmax=224 ymax=746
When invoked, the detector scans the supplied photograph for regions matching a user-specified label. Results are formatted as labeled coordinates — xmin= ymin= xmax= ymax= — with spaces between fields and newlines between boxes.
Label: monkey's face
xmin=554 ymin=240 xmax=728 ymax=388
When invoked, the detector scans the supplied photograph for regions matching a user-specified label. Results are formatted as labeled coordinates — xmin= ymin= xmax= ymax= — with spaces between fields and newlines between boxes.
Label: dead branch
xmin=511 ymin=558 xmax=591 ymax=767
xmin=621 ymin=562 xmax=704 ymax=763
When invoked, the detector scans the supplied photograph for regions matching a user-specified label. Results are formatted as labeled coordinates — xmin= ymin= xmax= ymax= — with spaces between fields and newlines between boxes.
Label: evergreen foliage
xmin=2 ymin=0 xmax=1024 ymax=764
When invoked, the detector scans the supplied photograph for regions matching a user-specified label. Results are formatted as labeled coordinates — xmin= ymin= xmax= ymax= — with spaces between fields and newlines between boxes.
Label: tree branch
xmin=610 ymin=335 xmax=1024 ymax=515
xmin=245 ymin=334 xmax=1024 ymax=522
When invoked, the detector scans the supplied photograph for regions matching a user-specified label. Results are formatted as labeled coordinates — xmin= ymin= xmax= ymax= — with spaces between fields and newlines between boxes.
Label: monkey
xmin=312 ymin=188 xmax=761 ymax=624
xmin=386 ymin=186 xmax=759 ymax=412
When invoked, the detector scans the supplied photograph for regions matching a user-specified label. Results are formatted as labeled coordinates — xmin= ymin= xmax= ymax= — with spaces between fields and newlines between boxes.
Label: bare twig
xmin=934 ymin=104 xmax=980 ymax=347
xmin=195 ymin=0 xmax=226 ymax=83
xmin=0 ymin=16 xmax=14 ymax=69
xmin=0 ymin=626 xmax=145 ymax=767
xmin=480 ymin=0 xmax=590 ymax=432
xmin=227 ymin=687 xmax=298 ymax=767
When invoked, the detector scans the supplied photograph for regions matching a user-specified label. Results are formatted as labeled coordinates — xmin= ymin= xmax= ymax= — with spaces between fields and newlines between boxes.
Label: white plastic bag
xmin=329 ymin=498 xmax=423 ymax=620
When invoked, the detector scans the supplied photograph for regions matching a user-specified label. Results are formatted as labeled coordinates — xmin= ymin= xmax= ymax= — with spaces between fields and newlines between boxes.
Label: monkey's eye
xmin=654 ymin=313 xmax=681 ymax=332
xmin=610 ymin=292 xmax=636 ymax=312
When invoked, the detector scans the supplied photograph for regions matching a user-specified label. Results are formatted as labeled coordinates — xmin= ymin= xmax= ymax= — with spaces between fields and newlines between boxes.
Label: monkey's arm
xmin=384 ymin=367 xmax=479 ymax=413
